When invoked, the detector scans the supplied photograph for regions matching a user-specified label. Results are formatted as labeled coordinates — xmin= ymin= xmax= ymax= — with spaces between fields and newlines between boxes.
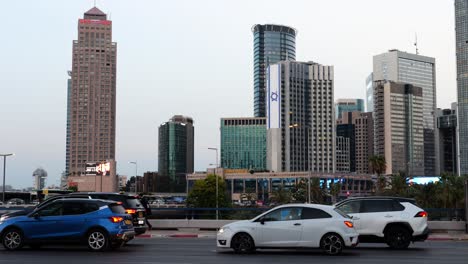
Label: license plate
xmin=139 ymin=212 xmax=143 ymax=217
xmin=125 ymin=220 xmax=132 ymax=225
xmin=138 ymin=220 xmax=144 ymax=225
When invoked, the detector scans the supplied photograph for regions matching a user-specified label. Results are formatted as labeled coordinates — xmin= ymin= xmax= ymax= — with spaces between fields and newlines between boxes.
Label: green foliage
xmin=292 ymin=180 xmax=307 ymax=203
xmin=329 ymin=182 xmax=342 ymax=204
xmin=269 ymin=185 xmax=292 ymax=204
xmin=186 ymin=174 xmax=230 ymax=208
xmin=369 ymin=155 xmax=387 ymax=176
xmin=67 ymin=185 xmax=78 ymax=192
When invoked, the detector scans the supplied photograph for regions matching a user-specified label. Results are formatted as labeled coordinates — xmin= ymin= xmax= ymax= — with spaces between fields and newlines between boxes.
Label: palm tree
xmin=369 ymin=155 xmax=387 ymax=194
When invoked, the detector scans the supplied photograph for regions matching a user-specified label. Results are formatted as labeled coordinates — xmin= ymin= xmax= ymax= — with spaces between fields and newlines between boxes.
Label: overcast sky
xmin=0 ymin=0 xmax=457 ymax=188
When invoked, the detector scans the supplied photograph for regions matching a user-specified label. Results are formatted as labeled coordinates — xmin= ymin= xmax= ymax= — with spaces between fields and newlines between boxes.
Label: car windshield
xmin=126 ymin=198 xmax=143 ymax=208
xmin=334 ymin=208 xmax=352 ymax=219
xmin=109 ymin=204 xmax=126 ymax=214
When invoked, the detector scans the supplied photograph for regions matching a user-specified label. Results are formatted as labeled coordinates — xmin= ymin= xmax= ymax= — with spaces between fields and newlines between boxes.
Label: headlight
xmin=218 ymin=227 xmax=230 ymax=234
xmin=0 ymin=216 xmax=8 ymax=222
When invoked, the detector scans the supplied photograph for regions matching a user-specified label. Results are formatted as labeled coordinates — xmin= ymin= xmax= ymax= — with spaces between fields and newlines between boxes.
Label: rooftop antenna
xmin=414 ymin=33 xmax=419 ymax=55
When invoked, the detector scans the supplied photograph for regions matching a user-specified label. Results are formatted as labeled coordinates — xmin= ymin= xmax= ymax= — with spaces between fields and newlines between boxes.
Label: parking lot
xmin=0 ymin=237 xmax=467 ymax=264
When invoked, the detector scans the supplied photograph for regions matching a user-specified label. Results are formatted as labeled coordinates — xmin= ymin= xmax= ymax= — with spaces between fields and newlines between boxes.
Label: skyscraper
xmin=436 ymin=104 xmax=458 ymax=175
xmin=220 ymin=117 xmax=266 ymax=171
xmin=335 ymin=99 xmax=364 ymax=119
xmin=266 ymin=61 xmax=335 ymax=173
xmin=66 ymin=7 xmax=117 ymax=176
xmin=373 ymin=49 xmax=437 ymax=175
xmin=374 ymin=81 xmax=424 ymax=176
xmin=158 ymin=115 xmax=194 ymax=192
xmin=455 ymin=0 xmax=468 ymax=175
xmin=252 ymin=24 xmax=296 ymax=117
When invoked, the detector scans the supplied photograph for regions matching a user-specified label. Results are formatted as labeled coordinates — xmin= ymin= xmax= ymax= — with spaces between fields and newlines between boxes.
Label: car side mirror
xmin=32 ymin=213 xmax=40 ymax=219
xmin=260 ymin=218 xmax=265 ymax=225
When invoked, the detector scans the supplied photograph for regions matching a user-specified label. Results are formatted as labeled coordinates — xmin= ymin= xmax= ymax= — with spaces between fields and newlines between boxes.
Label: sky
xmin=0 ymin=0 xmax=457 ymax=189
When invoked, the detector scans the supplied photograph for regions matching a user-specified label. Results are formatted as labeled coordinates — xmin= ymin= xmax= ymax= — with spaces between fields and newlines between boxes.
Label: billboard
xmin=85 ymin=162 xmax=111 ymax=176
xmin=267 ymin=64 xmax=281 ymax=129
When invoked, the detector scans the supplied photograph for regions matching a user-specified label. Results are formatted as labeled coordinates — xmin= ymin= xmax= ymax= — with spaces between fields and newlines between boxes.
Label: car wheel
xmin=2 ymin=228 xmax=24 ymax=251
xmin=87 ymin=229 xmax=109 ymax=252
xmin=320 ymin=233 xmax=344 ymax=255
xmin=231 ymin=233 xmax=255 ymax=254
xmin=385 ymin=226 xmax=411 ymax=249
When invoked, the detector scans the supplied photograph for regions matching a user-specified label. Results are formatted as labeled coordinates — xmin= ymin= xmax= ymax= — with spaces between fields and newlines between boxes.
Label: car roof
xmin=69 ymin=192 xmax=136 ymax=198
xmin=271 ymin=203 xmax=334 ymax=210
xmin=334 ymin=196 xmax=416 ymax=206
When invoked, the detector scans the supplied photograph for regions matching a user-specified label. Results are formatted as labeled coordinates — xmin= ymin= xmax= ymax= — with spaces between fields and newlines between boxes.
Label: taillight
xmin=414 ymin=211 xmax=428 ymax=218
xmin=125 ymin=209 xmax=136 ymax=214
xmin=344 ymin=221 xmax=354 ymax=228
xmin=110 ymin=216 xmax=124 ymax=223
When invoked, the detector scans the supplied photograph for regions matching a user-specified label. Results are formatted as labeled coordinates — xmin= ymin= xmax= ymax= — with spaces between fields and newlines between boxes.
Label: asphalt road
xmin=0 ymin=238 xmax=467 ymax=264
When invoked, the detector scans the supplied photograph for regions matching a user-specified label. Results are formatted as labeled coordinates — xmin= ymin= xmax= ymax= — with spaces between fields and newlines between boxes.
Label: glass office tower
xmin=252 ymin=24 xmax=296 ymax=117
xmin=220 ymin=117 xmax=267 ymax=171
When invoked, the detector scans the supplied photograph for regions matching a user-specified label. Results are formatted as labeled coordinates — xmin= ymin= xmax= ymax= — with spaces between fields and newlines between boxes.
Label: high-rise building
xmin=66 ymin=7 xmax=117 ymax=176
xmin=266 ymin=61 xmax=335 ymax=173
xmin=336 ymin=136 xmax=350 ymax=173
xmin=158 ymin=115 xmax=194 ymax=192
xmin=455 ymin=0 xmax=468 ymax=175
xmin=32 ymin=168 xmax=47 ymax=190
xmin=436 ymin=103 xmax=458 ymax=175
xmin=336 ymin=124 xmax=355 ymax=172
xmin=252 ymin=24 xmax=296 ymax=117
xmin=220 ymin=117 xmax=267 ymax=171
xmin=335 ymin=99 xmax=364 ymax=119
xmin=373 ymin=49 xmax=437 ymax=175
xmin=366 ymin=73 xmax=374 ymax=112
xmin=374 ymin=81 xmax=424 ymax=176
xmin=338 ymin=111 xmax=374 ymax=174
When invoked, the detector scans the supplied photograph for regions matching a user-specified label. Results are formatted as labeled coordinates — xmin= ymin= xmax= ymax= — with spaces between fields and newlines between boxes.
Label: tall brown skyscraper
xmin=66 ymin=7 xmax=117 ymax=176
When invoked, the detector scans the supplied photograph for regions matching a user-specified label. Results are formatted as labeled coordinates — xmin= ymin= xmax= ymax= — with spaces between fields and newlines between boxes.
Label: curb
xmin=136 ymin=233 xmax=216 ymax=239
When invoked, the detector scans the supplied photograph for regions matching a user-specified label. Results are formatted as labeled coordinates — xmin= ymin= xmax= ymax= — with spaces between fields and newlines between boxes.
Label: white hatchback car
xmin=217 ymin=204 xmax=359 ymax=255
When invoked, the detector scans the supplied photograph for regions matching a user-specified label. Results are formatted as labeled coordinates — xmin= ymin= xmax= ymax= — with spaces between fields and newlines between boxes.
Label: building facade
xmin=335 ymin=99 xmax=364 ymax=119
xmin=338 ymin=111 xmax=374 ymax=174
xmin=373 ymin=49 xmax=437 ymax=175
xmin=455 ymin=0 xmax=468 ymax=175
xmin=266 ymin=61 xmax=335 ymax=173
xmin=374 ymin=81 xmax=424 ymax=176
xmin=336 ymin=136 xmax=350 ymax=172
xmin=436 ymin=103 xmax=458 ymax=175
xmin=32 ymin=168 xmax=47 ymax=190
xmin=366 ymin=73 xmax=374 ymax=112
xmin=220 ymin=117 xmax=267 ymax=171
xmin=252 ymin=24 xmax=296 ymax=117
xmin=158 ymin=115 xmax=194 ymax=192
xmin=66 ymin=7 xmax=117 ymax=176
xmin=336 ymin=123 xmax=355 ymax=172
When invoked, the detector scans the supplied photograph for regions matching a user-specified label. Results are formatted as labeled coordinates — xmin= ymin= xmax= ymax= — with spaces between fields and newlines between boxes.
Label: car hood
xmin=223 ymin=220 xmax=252 ymax=228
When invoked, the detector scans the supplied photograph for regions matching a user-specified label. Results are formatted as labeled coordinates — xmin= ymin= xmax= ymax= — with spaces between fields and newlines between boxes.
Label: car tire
xmin=87 ymin=229 xmax=109 ymax=252
xmin=320 ymin=233 xmax=344 ymax=256
xmin=2 ymin=228 xmax=24 ymax=251
xmin=385 ymin=226 xmax=411 ymax=249
xmin=231 ymin=233 xmax=255 ymax=254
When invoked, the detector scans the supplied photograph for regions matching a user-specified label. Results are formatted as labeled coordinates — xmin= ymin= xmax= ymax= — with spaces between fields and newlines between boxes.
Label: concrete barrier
xmin=149 ymin=219 xmax=467 ymax=232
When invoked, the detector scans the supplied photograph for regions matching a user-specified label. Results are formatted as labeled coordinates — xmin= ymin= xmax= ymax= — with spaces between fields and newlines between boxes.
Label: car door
xmin=299 ymin=207 xmax=333 ymax=247
xmin=336 ymin=200 xmax=362 ymax=231
xmin=257 ymin=207 xmax=303 ymax=247
xmin=23 ymin=201 xmax=64 ymax=240
xmin=59 ymin=201 xmax=95 ymax=238
xmin=358 ymin=199 xmax=394 ymax=235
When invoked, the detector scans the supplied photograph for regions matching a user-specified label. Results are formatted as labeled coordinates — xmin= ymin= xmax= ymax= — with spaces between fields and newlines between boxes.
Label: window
xmin=301 ymin=208 xmax=332 ymax=219
xmin=37 ymin=202 xmax=63 ymax=217
xmin=337 ymin=200 xmax=361 ymax=214
xmin=360 ymin=200 xmax=394 ymax=213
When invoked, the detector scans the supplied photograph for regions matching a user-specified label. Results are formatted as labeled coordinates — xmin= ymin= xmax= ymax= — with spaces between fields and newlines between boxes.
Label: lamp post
xmin=129 ymin=161 xmax=138 ymax=194
xmin=1 ymin=154 xmax=14 ymax=203
xmin=208 ymin=147 xmax=219 ymax=220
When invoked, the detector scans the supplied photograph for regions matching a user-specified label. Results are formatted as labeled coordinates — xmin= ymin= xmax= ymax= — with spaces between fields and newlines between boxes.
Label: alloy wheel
xmin=3 ymin=230 xmax=22 ymax=250
xmin=231 ymin=233 xmax=255 ymax=253
xmin=88 ymin=231 xmax=107 ymax=251
xmin=321 ymin=234 xmax=343 ymax=255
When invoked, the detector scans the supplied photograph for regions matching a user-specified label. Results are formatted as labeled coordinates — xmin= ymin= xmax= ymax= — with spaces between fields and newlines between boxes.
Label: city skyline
xmin=0 ymin=0 xmax=457 ymax=188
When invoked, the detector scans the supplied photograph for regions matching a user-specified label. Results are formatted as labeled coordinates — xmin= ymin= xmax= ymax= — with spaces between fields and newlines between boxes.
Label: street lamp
xmin=1 ymin=153 xmax=14 ymax=203
xmin=208 ymin=147 xmax=219 ymax=220
xmin=129 ymin=161 xmax=138 ymax=194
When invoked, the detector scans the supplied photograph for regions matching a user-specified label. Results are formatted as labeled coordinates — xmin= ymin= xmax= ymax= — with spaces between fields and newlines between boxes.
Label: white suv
xmin=334 ymin=197 xmax=429 ymax=249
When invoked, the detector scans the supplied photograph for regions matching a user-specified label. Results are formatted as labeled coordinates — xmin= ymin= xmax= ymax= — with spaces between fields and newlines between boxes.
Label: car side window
xmin=63 ymin=202 xmax=87 ymax=215
xmin=392 ymin=200 xmax=405 ymax=211
xmin=37 ymin=202 xmax=63 ymax=217
xmin=301 ymin=208 xmax=332 ymax=219
xmin=280 ymin=207 xmax=302 ymax=221
xmin=361 ymin=200 xmax=393 ymax=213
xmin=337 ymin=201 xmax=361 ymax=214
xmin=261 ymin=209 xmax=281 ymax=222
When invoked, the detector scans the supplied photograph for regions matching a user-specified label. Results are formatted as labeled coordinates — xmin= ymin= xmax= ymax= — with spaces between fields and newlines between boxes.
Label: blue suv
xmin=0 ymin=198 xmax=135 ymax=251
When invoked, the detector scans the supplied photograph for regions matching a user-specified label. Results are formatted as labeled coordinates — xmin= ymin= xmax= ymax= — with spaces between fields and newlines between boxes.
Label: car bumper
xmin=216 ymin=230 xmax=234 ymax=248
xmin=412 ymin=227 xmax=430 ymax=242
xmin=342 ymin=233 xmax=359 ymax=247
xmin=111 ymin=230 xmax=136 ymax=242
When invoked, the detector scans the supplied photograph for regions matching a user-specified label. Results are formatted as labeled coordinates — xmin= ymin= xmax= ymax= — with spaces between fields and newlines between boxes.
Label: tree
xmin=292 ymin=180 xmax=307 ymax=203
xmin=68 ymin=185 xmax=78 ymax=192
xmin=186 ymin=174 xmax=230 ymax=208
xmin=369 ymin=155 xmax=387 ymax=194
xmin=269 ymin=185 xmax=292 ymax=204
xmin=329 ymin=182 xmax=342 ymax=204
xmin=388 ymin=173 xmax=408 ymax=196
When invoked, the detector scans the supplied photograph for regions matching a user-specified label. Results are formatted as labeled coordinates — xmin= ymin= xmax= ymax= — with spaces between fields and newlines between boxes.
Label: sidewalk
xmin=136 ymin=230 xmax=468 ymax=241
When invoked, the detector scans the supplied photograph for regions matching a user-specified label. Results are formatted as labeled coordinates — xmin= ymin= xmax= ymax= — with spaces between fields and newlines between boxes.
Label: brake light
xmin=344 ymin=221 xmax=354 ymax=228
xmin=415 ymin=211 xmax=428 ymax=218
xmin=116 ymin=202 xmax=123 ymax=205
xmin=125 ymin=209 xmax=136 ymax=214
xmin=110 ymin=216 xmax=124 ymax=223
